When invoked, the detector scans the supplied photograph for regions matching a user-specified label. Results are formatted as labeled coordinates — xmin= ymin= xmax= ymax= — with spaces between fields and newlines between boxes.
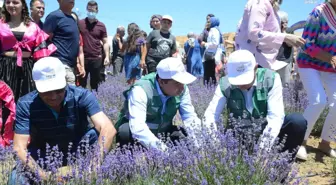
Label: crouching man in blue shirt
xmin=9 ymin=57 xmax=116 ymax=184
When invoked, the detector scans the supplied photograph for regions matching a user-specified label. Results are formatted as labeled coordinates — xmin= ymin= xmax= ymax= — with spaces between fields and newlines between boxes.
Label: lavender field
xmin=0 ymin=72 xmax=331 ymax=185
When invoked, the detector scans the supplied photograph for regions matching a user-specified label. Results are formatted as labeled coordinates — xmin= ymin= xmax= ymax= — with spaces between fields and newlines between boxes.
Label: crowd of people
xmin=0 ymin=0 xmax=335 ymax=183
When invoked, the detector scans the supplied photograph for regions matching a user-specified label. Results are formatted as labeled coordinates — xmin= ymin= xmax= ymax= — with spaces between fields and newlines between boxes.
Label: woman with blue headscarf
xmin=201 ymin=17 xmax=224 ymax=85
xmin=184 ymin=32 xmax=204 ymax=77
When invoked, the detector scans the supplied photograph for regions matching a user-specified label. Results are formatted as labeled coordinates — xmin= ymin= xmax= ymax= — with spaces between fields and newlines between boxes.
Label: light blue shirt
xmin=127 ymin=80 xmax=202 ymax=151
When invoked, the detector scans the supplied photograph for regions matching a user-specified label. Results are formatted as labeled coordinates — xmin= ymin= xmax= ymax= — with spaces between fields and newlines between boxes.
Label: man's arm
xmin=203 ymin=84 xmax=227 ymax=129
xmin=90 ymin=112 xmax=116 ymax=156
xmin=115 ymin=36 xmax=123 ymax=50
xmin=77 ymin=35 xmax=85 ymax=78
xmin=171 ymin=37 xmax=177 ymax=57
xmin=128 ymin=86 xmax=167 ymax=151
xmin=13 ymin=101 xmax=49 ymax=179
xmin=178 ymin=86 xmax=200 ymax=124
xmin=79 ymin=90 xmax=115 ymax=155
xmin=43 ymin=14 xmax=57 ymax=40
xmin=13 ymin=134 xmax=49 ymax=179
xmin=102 ymin=37 xmax=110 ymax=65
xmin=100 ymin=24 xmax=110 ymax=65
xmin=139 ymin=39 xmax=147 ymax=69
xmin=178 ymin=87 xmax=203 ymax=146
xmin=260 ymin=73 xmax=285 ymax=149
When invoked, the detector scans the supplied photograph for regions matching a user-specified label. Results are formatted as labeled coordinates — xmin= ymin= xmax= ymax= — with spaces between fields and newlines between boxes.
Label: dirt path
xmin=297 ymin=137 xmax=335 ymax=185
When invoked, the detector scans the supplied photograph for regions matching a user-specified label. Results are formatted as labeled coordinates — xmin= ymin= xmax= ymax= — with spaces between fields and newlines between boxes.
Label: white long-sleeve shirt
xmin=127 ymin=80 xmax=202 ymax=151
xmin=203 ymin=73 xmax=285 ymax=148
xmin=203 ymin=27 xmax=222 ymax=65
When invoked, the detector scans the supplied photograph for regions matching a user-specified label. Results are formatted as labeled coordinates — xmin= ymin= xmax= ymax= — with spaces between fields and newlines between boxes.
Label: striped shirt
xmin=297 ymin=2 xmax=336 ymax=72
xmin=15 ymin=85 xmax=101 ymax=160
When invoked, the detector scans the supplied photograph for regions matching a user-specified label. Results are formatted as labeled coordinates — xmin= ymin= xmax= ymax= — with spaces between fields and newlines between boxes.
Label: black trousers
xmin=277 ymin=113 xmax=307 ymax=160
xmin=116 ymin=123 xmax=187 ymax=148
xmin=203 ymin=59 xmax=216 ymax=85
xmin=1 ymin=105 xmax=10 ymax=135
xmin=80 ymin=59 xmax=103 ymax=91
xmin=112 ymin=56 xmax=123 ymax=75
xmin=274 ymin=113 xmax=307 ymax=182
xmin=146 ymin=56 xmax=162 ymax=74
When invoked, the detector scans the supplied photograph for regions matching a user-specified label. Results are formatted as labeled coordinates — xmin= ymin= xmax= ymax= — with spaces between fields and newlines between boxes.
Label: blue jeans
xmin=8 ymin=128 xmax=99 ymax=185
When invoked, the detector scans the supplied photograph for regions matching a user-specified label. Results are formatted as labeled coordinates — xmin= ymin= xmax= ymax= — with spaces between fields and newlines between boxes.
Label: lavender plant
xmin=96 ymin=70 xmax=128 ymax=122
xmin=0 ymin=75 xmax=316 ymax=184
xmin=5 ymin=121 xmax=308 ymax=185
xmin=0 ymin=144 xmax=15 ymax=184
xmin=283 ymin=80 xmax=328 ymax=136
xmin=333 ymin=159 xmax=336 ymax=184
xmin=188 ymin=80 xmax=217 ymax=118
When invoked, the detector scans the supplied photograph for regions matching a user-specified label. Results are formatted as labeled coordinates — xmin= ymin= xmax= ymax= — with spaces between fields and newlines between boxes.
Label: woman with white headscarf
xmin=235 ymin=0 xmax=305 ymax=69
xmin=201 ymin=17 xmax=223 ymax=85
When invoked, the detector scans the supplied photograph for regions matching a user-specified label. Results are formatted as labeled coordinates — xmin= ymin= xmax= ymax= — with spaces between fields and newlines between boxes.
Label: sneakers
xmin=318 ymin=144 xmax=336 ymax=158
xmin=296 ymin=145 xmax=308 ymax=161
xmin=106 ymin=71 xmax=113 ymax=76
xmin=296 ymin=144 xmax=336 ymax=161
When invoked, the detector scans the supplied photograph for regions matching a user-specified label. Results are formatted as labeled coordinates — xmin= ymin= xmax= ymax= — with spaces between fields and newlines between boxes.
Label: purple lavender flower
xmin=0 ymin=69 xmax=311 ymax=185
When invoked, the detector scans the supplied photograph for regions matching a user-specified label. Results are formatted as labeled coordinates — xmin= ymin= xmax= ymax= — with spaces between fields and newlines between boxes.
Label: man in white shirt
xmin=115 ymin=57 xmax=205 ymax=151
xmin=203 ymin=50 xmax=307 ymax=160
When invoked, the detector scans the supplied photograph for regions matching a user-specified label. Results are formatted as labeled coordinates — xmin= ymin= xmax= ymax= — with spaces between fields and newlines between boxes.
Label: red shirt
xmin=78 ymin=18 xmax=107 ymax=60
xmin=0 ymin=81 xmax=15 ymax=147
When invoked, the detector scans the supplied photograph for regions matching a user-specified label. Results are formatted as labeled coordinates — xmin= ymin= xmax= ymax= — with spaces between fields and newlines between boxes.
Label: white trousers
xmin=64 ymin=64 xmax=76 ymax=85
xmin=276 ymin=63 xmax=291 ymax=87
xmin=298 ymin=68 xmax=336 ymax=142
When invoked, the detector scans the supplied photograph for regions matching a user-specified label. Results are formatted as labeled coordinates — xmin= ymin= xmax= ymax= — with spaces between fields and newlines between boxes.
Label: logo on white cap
xmin=45 ymin=74 xmax=56 ymax=79
xmin=236 ymin=64 xmax=246 ymax=73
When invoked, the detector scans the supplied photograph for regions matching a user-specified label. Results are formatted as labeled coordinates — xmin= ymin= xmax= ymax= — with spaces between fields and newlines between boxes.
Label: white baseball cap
xmin=32 ymin=57 xmax=67 ymax=93
xmin=162 ymin=15 xmax=173 ymax=22
xmin=227 ymin=50 xmax=257 ymax=85
xmin=157 ymin=57 xmax=196 ymax=84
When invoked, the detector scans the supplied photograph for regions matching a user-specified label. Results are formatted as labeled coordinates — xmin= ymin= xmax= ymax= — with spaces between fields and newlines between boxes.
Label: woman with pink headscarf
xmin=235 ymin=0 xmax=305 ymax=69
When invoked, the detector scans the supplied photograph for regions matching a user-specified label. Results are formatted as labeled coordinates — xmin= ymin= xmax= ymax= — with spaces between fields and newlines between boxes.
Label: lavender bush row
xmin=5 ymin=124 xmax=308 ymax=185
xmin=0 ymin=74 xmax=321 ymax=184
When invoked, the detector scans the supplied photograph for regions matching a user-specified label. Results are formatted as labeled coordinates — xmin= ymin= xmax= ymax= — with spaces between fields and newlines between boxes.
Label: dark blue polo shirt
xmin=43 ymin=10 xmax=79 ymax=67
xmin=15 ymin=85 xmax=101 ymax=161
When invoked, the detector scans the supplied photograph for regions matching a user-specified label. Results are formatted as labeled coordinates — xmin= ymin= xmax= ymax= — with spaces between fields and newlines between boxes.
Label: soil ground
xmin=297 ymin=137 xmax=335 ymax=185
